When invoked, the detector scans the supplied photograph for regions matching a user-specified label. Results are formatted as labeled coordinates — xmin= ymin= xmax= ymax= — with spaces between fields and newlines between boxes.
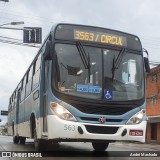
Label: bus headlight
xmin=126 ymin=109 xmax=145 ymax=125
xmin=50 ymin=102 xmax=77 ymax=122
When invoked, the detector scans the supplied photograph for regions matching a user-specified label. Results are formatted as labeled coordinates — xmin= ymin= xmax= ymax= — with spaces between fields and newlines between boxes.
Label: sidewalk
xmin=113 ymin=141 xmax=160 ymax=151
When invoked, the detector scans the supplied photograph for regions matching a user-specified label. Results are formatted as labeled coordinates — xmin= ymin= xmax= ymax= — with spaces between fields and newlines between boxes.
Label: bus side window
xmin=17 ymin=81 xmax=22 ymax=102
xmin=21 ymin=76 xmax=26 ymax=102
xmin=13 ymin=91 xmax=16 ymax=109
xmin=11 ymin=95 xmax=13 ymax=110
xmin=26 ymin=66 xmax=33 ymax=97
xmin=32 ymin=54 xmax=41 ymax=91
xmin=10 ymin=96 xmax=12 ymax=111
xmin=8 ymin=98 xmax=11 ymax=112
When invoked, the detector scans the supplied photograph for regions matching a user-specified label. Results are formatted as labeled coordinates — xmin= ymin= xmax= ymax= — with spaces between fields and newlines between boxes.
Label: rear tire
xmin=34 ymin=128 xmax=44 ymax=151
xmin=92 ymin=142 xmax=109 ymax=151
xmin=13 ymin=136 xmax=19 ymax=144
xmin=12 ymin=126 xmax=19 ymax=144
xmin=20 ymin=137 xmax=26 ymax=144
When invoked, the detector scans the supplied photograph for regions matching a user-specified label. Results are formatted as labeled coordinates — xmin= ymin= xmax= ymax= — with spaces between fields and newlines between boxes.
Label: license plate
xmin=129 ymin=130 xmax=143 ymax=136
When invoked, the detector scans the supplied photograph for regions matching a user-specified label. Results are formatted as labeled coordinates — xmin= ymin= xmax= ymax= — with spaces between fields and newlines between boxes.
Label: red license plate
xmin=129 ymin=130 xmax=143 ymax=136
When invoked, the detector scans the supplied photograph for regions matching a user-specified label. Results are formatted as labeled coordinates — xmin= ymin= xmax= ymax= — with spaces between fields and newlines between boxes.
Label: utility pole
xmin=0 ymin=0 xmax=9 ymax=2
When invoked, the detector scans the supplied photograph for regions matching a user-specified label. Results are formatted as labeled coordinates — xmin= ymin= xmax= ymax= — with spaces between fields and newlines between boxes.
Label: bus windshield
xmin=54 ymin=43 xmax=144 ymax=101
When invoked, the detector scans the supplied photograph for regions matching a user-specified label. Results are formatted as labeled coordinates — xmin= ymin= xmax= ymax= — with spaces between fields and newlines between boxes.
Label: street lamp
xmin=0 ymin=21 xmax=24 ymax=27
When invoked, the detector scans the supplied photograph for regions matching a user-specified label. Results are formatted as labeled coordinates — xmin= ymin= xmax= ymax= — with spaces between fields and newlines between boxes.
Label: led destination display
xmin=74 ymin=29 xmax=127 ymax=46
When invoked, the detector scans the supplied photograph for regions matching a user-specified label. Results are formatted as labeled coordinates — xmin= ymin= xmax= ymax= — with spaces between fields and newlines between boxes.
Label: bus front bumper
xmin=47 ymin=115 xmax=146 ymax=142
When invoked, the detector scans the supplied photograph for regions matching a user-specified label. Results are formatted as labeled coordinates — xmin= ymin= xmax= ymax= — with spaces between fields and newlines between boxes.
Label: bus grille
xmin=85 ymin=125 xmax=119 ymax=134
xmin=72 ymin=103 xmax=133 ymax=115
xmin=80 ymin=117 xmax=122 ymax=122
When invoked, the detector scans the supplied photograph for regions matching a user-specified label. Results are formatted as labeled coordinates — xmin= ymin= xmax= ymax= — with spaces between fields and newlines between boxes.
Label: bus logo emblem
xmin=99 ymin=117 xmax=106 ymax=123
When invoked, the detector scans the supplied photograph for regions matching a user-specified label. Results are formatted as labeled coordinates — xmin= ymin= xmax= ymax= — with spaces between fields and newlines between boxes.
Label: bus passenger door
xmin=43 ymin=60 xmax=49 ymax=132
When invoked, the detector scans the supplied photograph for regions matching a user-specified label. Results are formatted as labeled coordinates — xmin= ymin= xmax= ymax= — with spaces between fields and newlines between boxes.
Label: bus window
xmin=8 ymin=98 xmax=11 ymax=112
xmin=35 ymin=55 xmax=41 ymax=72
xmin=18 ymin=81 xmax=22 ymax=90
xmin=10 ymin=96 xmax=13 ymax=110
xmin=26 ymin=72 xmax=29 ymax=84
xmin=32 ymin=54 xmax=41 ymax=91
xmin=23 ymin=76 xmax=26 ymax=89
xmin=26 ymin=66 xmax=33 ymax=97
xmin=21 ymin=76 xmax=26 ymax=101
xmin=13 ymin=91 xmax=16 ymax=108
xmin=28 ymin=66 xmax=33 ymax=81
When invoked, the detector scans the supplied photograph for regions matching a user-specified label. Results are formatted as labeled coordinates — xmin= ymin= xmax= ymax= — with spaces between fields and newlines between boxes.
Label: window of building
xmin=152 ymin=74 xmax=157 ymax=82
xmin=150 ymin=97 xmax=156 ymax=105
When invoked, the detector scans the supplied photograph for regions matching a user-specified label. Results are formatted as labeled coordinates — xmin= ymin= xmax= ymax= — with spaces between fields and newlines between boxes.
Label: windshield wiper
xmin=76 ymin=41 xmax=91 ymax=82
xmin=112 ymin=48 xmax=126 ymax=81
xmin=76 ymin=41 xmax=90 ymax=69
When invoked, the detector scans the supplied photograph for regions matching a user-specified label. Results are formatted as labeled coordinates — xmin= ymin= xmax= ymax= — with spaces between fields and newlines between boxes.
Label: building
xmin=146 ymin=66 xmax=160 ymax=143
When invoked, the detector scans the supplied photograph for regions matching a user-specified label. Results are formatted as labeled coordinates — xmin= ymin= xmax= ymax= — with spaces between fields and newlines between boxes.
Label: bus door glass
xmin=43 ymin=59 xmax=49 ymax=132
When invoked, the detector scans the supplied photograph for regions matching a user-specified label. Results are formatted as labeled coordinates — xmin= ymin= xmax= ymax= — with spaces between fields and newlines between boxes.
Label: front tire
xmin=34 ymin=128 xmax=43 ymax=151
xmin=92 ymin=142 xmax=109 ymax=151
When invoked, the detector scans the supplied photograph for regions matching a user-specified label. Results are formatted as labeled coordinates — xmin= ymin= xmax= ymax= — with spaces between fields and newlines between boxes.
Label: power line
xmin=0 ymin=35 xmax=22 ymax=42
xmin=0 ymin=39 xmax=40 ymax=48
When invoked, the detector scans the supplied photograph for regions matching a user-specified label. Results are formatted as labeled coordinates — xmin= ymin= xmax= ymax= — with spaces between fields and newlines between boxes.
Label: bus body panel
xmin=47 ymin=115 xmax=146 ymax=142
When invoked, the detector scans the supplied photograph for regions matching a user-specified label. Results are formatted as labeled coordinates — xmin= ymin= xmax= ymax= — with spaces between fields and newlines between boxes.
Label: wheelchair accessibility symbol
xmin=104 ymin=90 xmax=112 ymax=100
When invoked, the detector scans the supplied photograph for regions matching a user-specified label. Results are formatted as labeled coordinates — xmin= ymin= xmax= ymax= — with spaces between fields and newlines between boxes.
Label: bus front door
xmin=43 ymin=60 xmax=49 ymax=132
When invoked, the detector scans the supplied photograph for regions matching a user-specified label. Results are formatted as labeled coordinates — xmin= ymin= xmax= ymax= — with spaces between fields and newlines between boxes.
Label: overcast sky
xmin=0 ymin=0 xmax=160 ymax=121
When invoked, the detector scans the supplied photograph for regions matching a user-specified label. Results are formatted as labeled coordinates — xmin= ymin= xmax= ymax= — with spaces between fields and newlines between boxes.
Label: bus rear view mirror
xmin=144 ymin=57 xmax=150 ymax=73
xmin=44 ymin=40 xmax=52 ymax=60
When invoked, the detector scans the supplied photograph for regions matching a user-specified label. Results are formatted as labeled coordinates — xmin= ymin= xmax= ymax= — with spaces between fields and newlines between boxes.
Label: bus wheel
xmin=92 ymin=142 xmax=109 ymax=151
xmin=20 ymin=137 xmax=26 ymax=144
xmin=34 ymin=128 xmax=43 ymax=151
xmin=13 ymin=136 xmax=19 ymax=144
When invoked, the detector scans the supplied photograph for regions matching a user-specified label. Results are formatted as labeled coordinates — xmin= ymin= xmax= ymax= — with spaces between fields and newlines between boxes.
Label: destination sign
xmin=74 ymin=29 xmax=127 ymax=47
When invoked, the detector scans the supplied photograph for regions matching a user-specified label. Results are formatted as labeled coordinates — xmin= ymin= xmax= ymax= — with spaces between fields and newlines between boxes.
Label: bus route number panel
xmin=74 ymin=29 xmax=127 ymax=47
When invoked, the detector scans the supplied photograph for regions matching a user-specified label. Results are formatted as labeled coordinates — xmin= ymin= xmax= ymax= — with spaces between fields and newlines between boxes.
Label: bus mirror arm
xmin=144 ymin=57 xmax=150 ymax=73
xmin=143 ymin=48 xmax=150 ymax=73
xmin=43 ymin=40 xmax=52 ymax=60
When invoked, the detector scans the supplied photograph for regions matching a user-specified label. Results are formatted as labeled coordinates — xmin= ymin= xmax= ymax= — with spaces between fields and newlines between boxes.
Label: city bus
xmin=7 ymin=23 xmax=150 ymax=151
